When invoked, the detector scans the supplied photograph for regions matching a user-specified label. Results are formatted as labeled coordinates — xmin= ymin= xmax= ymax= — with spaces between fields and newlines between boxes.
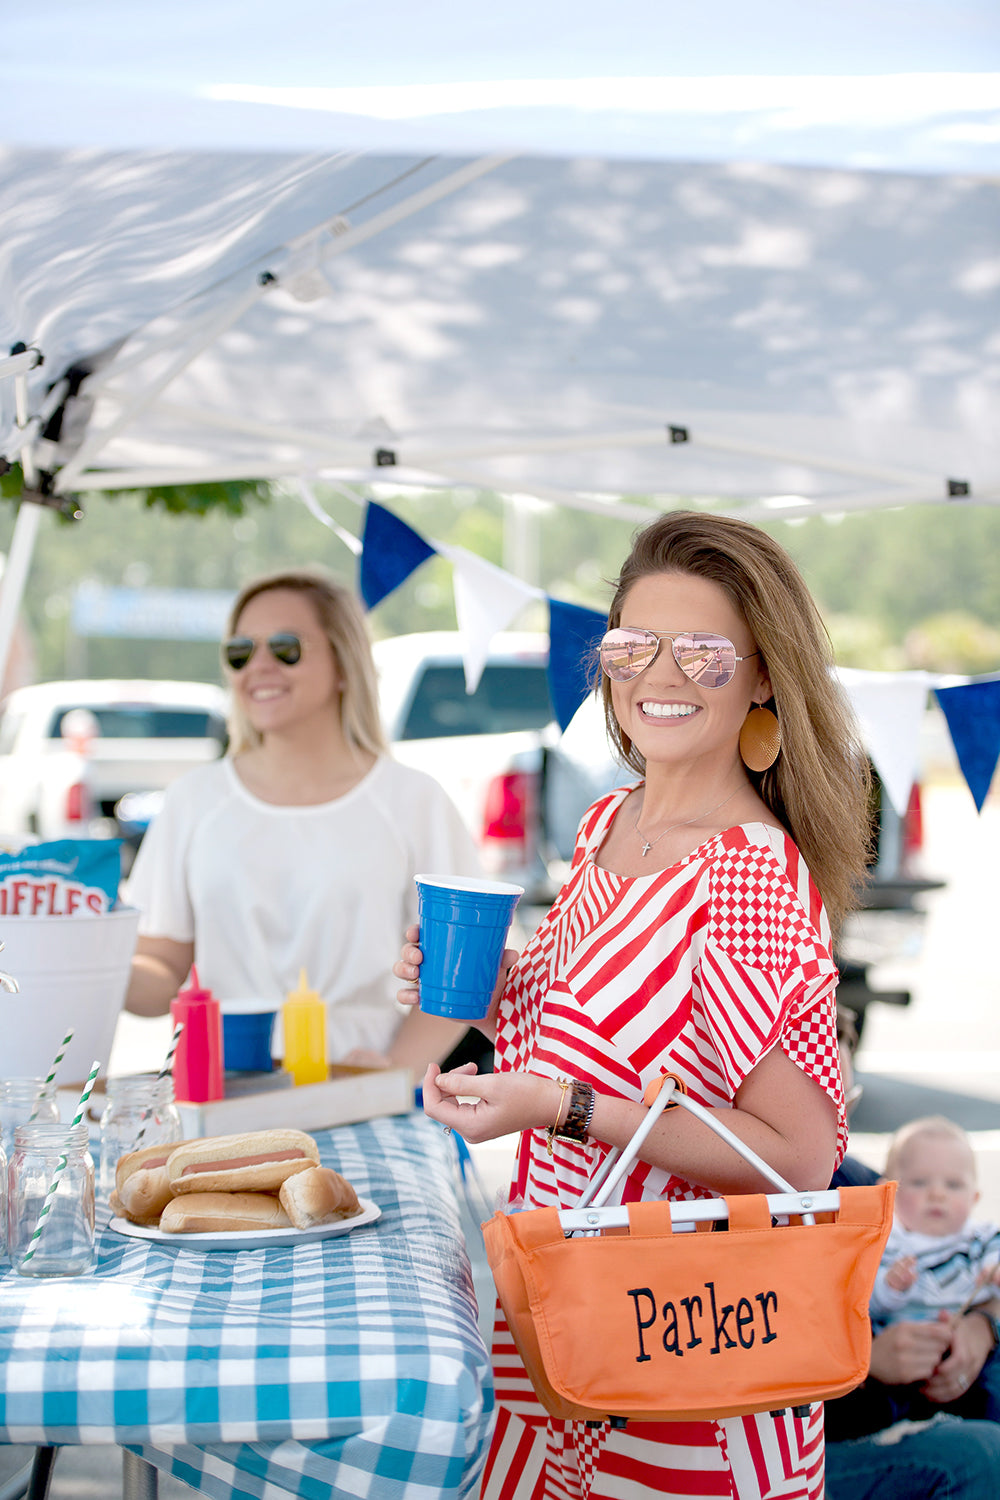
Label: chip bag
xmin=0 ymin=839 xmax=121 ymax=916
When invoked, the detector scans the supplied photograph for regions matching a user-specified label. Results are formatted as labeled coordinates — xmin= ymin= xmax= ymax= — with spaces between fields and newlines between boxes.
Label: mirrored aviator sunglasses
xmin=222 ymin=632 xmax=304 ymax=671
xmin=599 ymin=628 xmax=752 ymax=689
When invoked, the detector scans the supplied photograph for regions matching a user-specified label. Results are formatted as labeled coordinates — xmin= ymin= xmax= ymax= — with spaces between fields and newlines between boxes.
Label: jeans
xmin=843 ymin=1345 xmax=1000 ymax=1433
xmin=825 ymin=1414 xmax=1000 ymax=1499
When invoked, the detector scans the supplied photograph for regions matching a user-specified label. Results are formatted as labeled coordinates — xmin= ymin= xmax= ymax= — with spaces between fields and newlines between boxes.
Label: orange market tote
xmin=482 ymin=1076 xmax=895 ymax=1424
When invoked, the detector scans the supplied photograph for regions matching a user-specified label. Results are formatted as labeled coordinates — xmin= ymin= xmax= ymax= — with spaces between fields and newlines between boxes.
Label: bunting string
xmin=309 ymin=494 xmax=1000 ymax=813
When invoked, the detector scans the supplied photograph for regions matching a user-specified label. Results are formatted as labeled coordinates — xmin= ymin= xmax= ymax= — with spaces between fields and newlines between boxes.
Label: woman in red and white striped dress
xmin=400 ymin=511 xmax=871 ymax=1499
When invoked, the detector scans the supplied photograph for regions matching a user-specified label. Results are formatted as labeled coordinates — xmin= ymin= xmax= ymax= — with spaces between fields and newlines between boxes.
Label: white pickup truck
xmin=0 ymin=679 xmax=228 ymax=861
xmin=373 ymin=631 xmax=630 ymax=903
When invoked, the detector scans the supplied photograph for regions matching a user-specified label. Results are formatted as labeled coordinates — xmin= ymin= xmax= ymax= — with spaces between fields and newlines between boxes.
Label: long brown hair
xmin=600 ymin=511 xmax=870 ymax=936
xmin=224 ymin=568 xmax=387 ymax=759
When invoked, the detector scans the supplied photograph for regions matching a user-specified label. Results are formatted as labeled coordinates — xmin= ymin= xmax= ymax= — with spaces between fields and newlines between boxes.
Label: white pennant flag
xmin=837 ymin=668 xmax=932 ymax=816
xmin=435 ymin=543 xmax=543 ymax=692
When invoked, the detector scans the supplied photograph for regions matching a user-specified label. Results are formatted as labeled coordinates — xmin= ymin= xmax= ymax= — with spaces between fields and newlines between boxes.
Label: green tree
xmin=2 ymin=479 xmax=999 ymax=684
xmin=769 ymin=508 xmax=1000 ymax=639
xmin=904 ymin=612 xmax=1000 ymax=674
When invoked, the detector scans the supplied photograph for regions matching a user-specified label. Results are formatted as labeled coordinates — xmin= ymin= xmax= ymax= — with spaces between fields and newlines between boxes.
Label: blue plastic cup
xmin=221 ymin=1002 xmax=277 ymax=1072
xmin=415 ymin=875 xmax=524 ymax=1021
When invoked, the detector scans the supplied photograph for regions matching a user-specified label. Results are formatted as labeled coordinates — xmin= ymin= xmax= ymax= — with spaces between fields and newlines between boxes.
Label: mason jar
xmin=98 ymin=1074 xmax=183 ymax=1198
xmin=8 ymin=1122 xmax=95 ymax=1277
xmin=0 ymin=1077 xmax=60 ymax=1159
xmin=0 ymin=1138 xmax=6 ymax=1266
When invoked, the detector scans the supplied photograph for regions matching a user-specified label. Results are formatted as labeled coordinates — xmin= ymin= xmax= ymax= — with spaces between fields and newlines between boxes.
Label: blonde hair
xmin=885 ymin=1116 xmax=976 ymax=1180
xmin=224 ymin=568 xmax=387 ymax=758
xmin=598 ymin=510 xmax=871 ymax=936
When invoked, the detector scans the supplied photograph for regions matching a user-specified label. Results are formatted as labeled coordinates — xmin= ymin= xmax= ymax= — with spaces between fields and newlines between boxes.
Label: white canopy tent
xmin=3 ymin=0 xmax=998 ymax=507
xmin=1 ymin=1 xmax=998 ymax=663
xmin=1 ymin=0 xmax=997 ymax=811
xmin=5 ymin=147 xmax=997 ymax=513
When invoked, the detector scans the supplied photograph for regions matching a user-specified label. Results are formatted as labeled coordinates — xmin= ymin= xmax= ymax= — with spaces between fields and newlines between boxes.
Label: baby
xmin=871 ymin=1115 xmax=1000 ymax=1420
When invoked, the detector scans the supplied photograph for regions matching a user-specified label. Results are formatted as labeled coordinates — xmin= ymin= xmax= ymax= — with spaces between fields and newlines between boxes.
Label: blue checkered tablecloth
xmin=0 ymin=1113 xmax=494 ymax=1499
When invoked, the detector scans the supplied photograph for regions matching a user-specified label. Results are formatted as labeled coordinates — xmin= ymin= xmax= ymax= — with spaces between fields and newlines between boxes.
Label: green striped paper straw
xmin=134 ymin=1021 xmax=184 ymax=1147
xmin=28 ymin=1027 xmax=75 ymax=1122
xmin=21 ymin=1060 xmax=101 ymax=1264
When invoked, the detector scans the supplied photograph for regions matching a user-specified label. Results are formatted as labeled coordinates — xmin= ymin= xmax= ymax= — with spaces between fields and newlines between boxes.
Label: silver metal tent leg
xmin=121 ymin=1449 xmax=158 ymax=1500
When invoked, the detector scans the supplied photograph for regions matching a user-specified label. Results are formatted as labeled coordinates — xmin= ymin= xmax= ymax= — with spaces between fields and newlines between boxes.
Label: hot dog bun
xmin=109 ymin=1187 xmax=164 ymax=1228
xmin=278 ymin=1166 xmax=362 ymax=1229
xmin=115 ymin=1143 xmax=177 ymax=1220
xmin=159 ymin=1192 xmax=291 ymax=1234
xmin=166 ymin=1129 xmax=320 ymax=1195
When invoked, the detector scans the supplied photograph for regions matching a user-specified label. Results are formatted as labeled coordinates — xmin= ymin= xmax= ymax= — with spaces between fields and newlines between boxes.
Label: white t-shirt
xmin=124 ymin=756 xmax=481 ymax=1059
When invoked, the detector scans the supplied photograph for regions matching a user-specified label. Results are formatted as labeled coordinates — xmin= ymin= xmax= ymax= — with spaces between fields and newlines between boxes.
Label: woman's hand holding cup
xmin=394 ymin=923 xmax=517 ymax=1040
xmin=394 ymin=924 xmax=424 ymax=1008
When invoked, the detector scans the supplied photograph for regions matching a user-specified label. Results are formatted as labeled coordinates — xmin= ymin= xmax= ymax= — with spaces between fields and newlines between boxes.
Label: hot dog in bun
xmin=279 ymin=1166 xmax=361 ymax=1229
xmin=110 ymin=1188 xmax=164 ymax=1228
xmin=160 ymin=1192 xmax=291 ymax=1234
xmin=115 ymin=1143 xmax=178 ymax=1221
xmin=166 ymin=1129 xmax=320 ymax=1195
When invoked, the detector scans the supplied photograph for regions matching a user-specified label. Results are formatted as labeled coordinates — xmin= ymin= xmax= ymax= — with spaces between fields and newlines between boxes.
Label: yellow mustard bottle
xmin=282 ymin=968 xmax=329 ymax=1086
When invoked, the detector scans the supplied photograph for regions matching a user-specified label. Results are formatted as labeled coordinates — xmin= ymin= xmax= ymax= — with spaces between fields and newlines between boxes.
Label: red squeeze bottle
xmin=170 ymin=965 xmax=224 ymax=1103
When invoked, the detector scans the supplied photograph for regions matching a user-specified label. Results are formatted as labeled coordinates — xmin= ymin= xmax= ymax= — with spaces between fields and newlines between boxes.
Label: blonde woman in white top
xmin=125 ymin=567 xmax=479 ymax=1070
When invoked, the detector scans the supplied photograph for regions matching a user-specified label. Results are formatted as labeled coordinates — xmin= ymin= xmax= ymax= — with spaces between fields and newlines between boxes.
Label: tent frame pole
xmin=0 ymin=372 xmax=45 ymax=688
xmin=0 ymin=348 xmax=42 ymax=384
xmin=54 ymin=154 xmax=512 ymax=493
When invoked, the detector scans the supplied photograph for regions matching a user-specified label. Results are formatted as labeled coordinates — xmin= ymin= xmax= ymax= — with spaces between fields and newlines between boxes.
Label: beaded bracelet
xmin=546 ymin=1077 xmax=595 ymax=1153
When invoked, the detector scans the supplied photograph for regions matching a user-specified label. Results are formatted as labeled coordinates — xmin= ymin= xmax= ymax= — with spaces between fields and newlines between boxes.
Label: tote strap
xmin=724 ymin=1194 xmax=774 ymax=1231
xmin=626 ymin=1194 xmax=771 ymax=1236
xmin=503 ymin=1206 xmax=569 ymax=1251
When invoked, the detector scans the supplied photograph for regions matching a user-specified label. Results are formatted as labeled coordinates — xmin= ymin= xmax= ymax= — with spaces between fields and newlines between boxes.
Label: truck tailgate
xmin=80 ymin=740 xmax=223 ymax=798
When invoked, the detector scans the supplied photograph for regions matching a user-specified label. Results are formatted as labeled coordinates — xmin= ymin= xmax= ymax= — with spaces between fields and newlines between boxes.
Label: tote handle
xmin=580 ymin=1074 xmax=680 ymax=1210
xmin=558 ymin=1186 xmax=842 ymax=1235
xmin=579 ymin=1072 xmax=812 ymax=1223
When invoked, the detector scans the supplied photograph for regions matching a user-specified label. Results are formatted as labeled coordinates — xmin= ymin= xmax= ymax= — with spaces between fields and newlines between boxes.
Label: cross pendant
xmin=640 ymin=840 xmax=652 ymax=856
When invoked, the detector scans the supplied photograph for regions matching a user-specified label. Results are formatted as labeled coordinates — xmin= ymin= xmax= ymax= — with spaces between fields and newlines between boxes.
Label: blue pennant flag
xmin=547 ymin=598 xmax=608 ymax=732
xmin=358 ymin=501 xmax=436 ymax=610
xmin=934 ymin=679 xmax=1000 ymax=812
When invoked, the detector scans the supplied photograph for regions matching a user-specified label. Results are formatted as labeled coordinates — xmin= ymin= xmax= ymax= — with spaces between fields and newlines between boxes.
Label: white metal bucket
xmin=1 ymin=907 xmax=140 ymax=1082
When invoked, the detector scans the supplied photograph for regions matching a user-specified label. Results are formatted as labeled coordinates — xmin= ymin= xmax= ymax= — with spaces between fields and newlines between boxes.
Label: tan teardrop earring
xmin=740 ymin=703 xmax=781 ymax=772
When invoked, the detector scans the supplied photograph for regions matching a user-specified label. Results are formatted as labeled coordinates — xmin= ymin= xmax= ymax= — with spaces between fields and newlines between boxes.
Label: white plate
xmin=108 ymin=1197 xmax=381 ymax=1250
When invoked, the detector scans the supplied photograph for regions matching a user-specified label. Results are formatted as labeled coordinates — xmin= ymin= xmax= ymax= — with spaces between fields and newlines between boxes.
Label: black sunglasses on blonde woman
xmin=222 ymin=632 xmax=306 ymax=671
xmin=600 ymin=627 xmax=759 ymax=689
